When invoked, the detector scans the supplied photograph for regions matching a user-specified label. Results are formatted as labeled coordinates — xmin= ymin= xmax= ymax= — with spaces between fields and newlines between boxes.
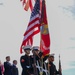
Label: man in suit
xmin=11 ymin=60 xmax=18 ymax=75
xmin=4 ymin=56 xmax=12 ymax=75
xmin=20 ymin=45 xmax=33 ymax=75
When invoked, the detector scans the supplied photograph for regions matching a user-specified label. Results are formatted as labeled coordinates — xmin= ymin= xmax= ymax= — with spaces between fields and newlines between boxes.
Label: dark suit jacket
xmin=11 ymin=64 xmax=18 ymax=75
xmin=4 ymin=61 xmax=12 ymax=75
xmin=0 ymin=67 xmax=2 ymax=75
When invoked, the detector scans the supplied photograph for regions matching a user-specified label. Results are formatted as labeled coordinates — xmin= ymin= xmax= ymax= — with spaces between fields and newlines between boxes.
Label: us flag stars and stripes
xmin=20 ymin=0 xmax=41 ymax=53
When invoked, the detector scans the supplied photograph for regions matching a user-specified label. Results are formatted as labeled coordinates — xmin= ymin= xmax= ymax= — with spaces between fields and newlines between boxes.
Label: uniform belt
xmin=26 ymin=66 xmax=31 ymax=68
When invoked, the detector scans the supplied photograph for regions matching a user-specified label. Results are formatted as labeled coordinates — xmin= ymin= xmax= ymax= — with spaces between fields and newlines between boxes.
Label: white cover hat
xmin=22 ymin=45 xmax=32 ymax=50
xmin=32 ymin=46 xmax=40 ymax=50
xmin=49 ymin=53 xmax=55 ymax=57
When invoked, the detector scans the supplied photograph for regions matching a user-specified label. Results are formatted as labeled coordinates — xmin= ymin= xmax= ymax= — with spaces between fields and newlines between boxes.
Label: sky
xmin=0 ymin=0 xmax=75 ymax=75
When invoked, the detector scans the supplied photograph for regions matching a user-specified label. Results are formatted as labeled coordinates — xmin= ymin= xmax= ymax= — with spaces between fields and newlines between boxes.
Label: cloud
xmin=0 ymin=0 xmax=4 ymax=5
xmin=67 ymin=46 xmax=75 ymax=49
xmin=70 ymin=37 xmax=75 ymax=40
xmin=63 ymin=68 xmax=75 ymax=75
xmin=69 ymin=61 xmax=75 ymax=66
xmin=59 ymin=0 xmax=75 ymax=19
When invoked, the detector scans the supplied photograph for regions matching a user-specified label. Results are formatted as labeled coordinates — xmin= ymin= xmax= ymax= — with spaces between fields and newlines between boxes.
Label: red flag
xmin=20 ymin=0 xmax=33 ymax=11
xmin=40 ymin=0 xmax=50 ymax=56
xmin=20 ymin=0 xmax=26 ymax=5
xmin=24 ymin=0 xmax=30 ymax=11
xmin=20 ymin=0 xmax=40 ymax=53
xmin=20 ymin=0 xmax=42 ymax=11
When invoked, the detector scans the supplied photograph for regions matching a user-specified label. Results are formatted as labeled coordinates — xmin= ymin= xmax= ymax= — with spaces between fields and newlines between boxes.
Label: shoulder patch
xmin=21 ymin=59 xmax=25 ymax=62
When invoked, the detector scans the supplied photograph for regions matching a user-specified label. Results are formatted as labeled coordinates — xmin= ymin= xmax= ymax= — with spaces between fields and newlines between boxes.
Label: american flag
xmin=20 ymin=0 xmax=40 ymax=53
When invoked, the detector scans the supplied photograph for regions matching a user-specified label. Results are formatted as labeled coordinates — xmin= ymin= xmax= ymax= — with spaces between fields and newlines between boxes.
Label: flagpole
xmin=39 ymin=58 xmax=43 ymax=75
xmin=33 ymin=53 xmax=38 ymax=75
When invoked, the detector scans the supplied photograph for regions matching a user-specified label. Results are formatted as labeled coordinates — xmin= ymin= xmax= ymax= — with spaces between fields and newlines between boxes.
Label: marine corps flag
xmin=40 ymin=0 xmax=50 ymax=56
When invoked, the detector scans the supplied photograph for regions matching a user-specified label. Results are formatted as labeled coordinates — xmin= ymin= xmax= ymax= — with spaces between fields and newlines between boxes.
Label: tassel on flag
xmin=24 ymin=0 xmax=33 ymax=11
xmin=24 ymin=0 xmax=29 ymax=11
xmin=20 ymin=0 xmax=43 ymax=11
xmin=20 ymin=0 xmax=26 ymax=6
xmin=20 ymin=0 xmax=33 ymax=11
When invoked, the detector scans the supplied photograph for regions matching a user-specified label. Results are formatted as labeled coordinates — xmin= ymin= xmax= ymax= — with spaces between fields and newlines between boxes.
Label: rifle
xmin=39 ymin=57 xmax=43 ymax=75
xmin=47 ymin=62 xmax=50 ymax=75
xmin=33 ymin=54 xmax=38 ymax=75
xmin=59 ymin=55 xmax=62 ymax=75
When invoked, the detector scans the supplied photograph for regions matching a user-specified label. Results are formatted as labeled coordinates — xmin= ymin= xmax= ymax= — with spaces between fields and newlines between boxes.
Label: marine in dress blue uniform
xmin=31 ymin=46 xmax=49 ymax=75
xmin=46 ymin=54 xmax=60 ymax=75
xmin=31 ymin=46 xmax=42 ymax=75
xmin=20 ymin=45 xmax=33 ymax=75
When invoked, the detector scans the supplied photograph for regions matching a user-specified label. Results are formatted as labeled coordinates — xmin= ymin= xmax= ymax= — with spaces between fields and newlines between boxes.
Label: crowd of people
xmin=0 ymin=45 xmax=61 ymax=75
xmin=0 ymin=56 xmax=18 ymax=75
